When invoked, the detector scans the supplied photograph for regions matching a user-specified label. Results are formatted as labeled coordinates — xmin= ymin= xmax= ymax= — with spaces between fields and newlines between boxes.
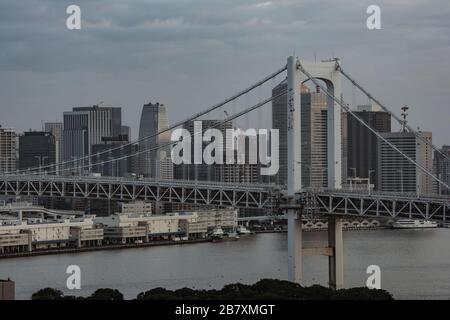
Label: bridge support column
xmin=328 ymin=215 xmax=343 ymax=290
xmin=287 ymin=210 xmax=302 ymax=284
xmin=286 ymin=53 xmax=302 ymax=285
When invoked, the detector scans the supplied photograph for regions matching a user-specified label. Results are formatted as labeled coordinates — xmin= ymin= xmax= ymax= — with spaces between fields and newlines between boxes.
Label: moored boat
xmin=391 ymin=219 xmax=438 ymax=229
xmin=236 ymin=225 xmax=252 ymax=235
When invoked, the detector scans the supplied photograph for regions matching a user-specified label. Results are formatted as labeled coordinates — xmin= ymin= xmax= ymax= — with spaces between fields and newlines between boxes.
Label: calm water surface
xmin=1 ymin=229 xmax=450 ymax=299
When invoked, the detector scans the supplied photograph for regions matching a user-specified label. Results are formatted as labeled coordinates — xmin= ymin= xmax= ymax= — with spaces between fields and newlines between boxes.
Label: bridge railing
xmin=0 ymin=174 xmax=280 ymax=192
xmin=300 ymin=187 xmax=450 ymax=202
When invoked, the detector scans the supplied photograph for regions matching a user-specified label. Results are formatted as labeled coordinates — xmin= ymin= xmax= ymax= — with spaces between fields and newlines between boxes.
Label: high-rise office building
xmin=45 ymin=122 xmax=63 ymax=169
xmin=300 ymin=85 xmax=328 ymax=188
xmin=63 ymin=105 xmax=122 ymax=172
xmin=19 ymin=131 xmax=56 ymax=172
xmin=347 ymin=104 xmax=391 ymax=189
xmin=218 ymin=132 xmax=264 ymax=184
xmin=120 ymin=126 xmax=131 ymax=140
xmin=138 ymin=102 xmax=172 ymax=179
xmin=0 ymin=126 xmax=16 ymax=174
xmin=63 ymin=111 xmax=88 ymax=163
xmin=433 ymin=145 xmax=450 ymax=195
xmin=92 ymin=135 xmax=133 ymax=177
xmin=378 ymin=131 xmax=433 ymax=194
xmin=272 ymin=81 xmax=338 ymax=188
xmin=174 ymin=120 xmax=232 ymax=182
xmin=271 ymin=80 xmax=288 ymax=187
xmin=173 ymin=120 xmax=267 ymax=184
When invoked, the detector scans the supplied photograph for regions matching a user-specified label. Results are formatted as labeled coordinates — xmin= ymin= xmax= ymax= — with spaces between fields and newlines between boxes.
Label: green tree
xmin=88 ymin=288 xmax=124 ymax=300
xmin=31 ymin=288 xmax=64 ymax=300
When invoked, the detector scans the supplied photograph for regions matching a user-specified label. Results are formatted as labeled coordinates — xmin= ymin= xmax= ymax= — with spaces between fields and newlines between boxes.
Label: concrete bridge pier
xmin=287 ymin=212 xmax=344 ymax=290
xmin=327 ymin=215 xmax=344 ymax=290
xmin=287 ymin=209 xmax=302 ymax=284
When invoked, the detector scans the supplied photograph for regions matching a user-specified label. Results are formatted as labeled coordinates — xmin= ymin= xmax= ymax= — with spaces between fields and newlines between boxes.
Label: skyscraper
xmin=19 ymin=131 xmax=56 ymax=173
xmin=0 ymin=126 xmax=16 ymax=174
xmin=218 ymin=132 xmax=264 ymax=184
xmin=138 ymin=102 xmax=172 ymax=179
xmin=300 ymin=85 xmax=328 ymax=188
xmin=433 ymin=145 xmax=450 ymax=195
xmin=92 ymin=135 xmax=133 ymax=177
xmin=120 ymin=126 xmax=131 ymax=140
xmin=63 ymin=105 xmax=122 ymax=172
xmin=347 ymin=104 xmax=391 ymax=189
xmin=378 ymin=131 xmax=433 ymax=194
xmin=271 ymin=80 xmax=288 ymax=187
xmin=272 ymin=81 xmax=334 ymax=188
xmin=174 ymin=120 xmax=232 ymax=182
xmin=45 ymin=122 xmax=63 ymax=171
xmin=63 ymin=111 xmax=89 ymax=163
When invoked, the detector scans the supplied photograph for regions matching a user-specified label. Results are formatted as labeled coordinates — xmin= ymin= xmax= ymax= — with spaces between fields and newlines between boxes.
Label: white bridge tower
xmin=286 ymin=56 xmax=344 ymax=289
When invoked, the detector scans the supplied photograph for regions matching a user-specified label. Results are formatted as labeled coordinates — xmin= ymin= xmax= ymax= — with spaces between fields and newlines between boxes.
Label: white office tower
xmin=63 ymin=105 xmax=122 ymax=167
xmin=138 ymin=102 xmax=173 ymax=179
xmin=272 ymin=82 xmax=329 ymax=188
xmin=378 ymin=131 xmax=433 ymax=194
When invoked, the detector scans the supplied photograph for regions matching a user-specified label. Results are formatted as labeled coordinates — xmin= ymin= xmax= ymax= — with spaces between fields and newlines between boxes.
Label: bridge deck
xmin=1 ymin=176 xmax=449 ymax=223
xmin=0 ymin=175 xmax=279 ymax=209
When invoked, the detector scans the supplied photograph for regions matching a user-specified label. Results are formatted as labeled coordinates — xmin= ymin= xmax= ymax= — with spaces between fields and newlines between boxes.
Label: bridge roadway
xmin=0 ymin=202 xmax=84 ymax=219
xmin=304 ymin=189 xmax=450 ymax=223
xmin=1 ymin=175 xmax=449 ymax=223
xmin=0 ymin=175 xmax=279 ymax=209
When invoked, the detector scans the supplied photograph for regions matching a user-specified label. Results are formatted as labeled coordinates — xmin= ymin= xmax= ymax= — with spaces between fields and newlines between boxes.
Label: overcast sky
xmin=1 ymin=0 xmax=449 ymax=145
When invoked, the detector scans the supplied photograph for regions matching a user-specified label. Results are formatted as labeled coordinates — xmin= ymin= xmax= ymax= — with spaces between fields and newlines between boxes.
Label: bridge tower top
xmin=286 ymin=56 xmax=342 ymax=196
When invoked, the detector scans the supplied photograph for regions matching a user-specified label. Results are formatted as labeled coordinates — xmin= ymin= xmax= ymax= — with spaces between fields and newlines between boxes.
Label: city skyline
xmin=2 ymin=88 xmax=449 ymax=194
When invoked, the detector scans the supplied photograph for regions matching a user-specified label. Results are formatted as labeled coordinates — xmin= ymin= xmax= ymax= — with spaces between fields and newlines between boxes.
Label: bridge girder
xmin=303 ymin=191 xmax=450 ymax=223
xmin=0 ymin=176 xmax=277 ymax=209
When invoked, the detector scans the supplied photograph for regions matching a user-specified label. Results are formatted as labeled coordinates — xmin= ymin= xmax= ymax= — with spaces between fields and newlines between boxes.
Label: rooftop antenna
xmin=401 ymin=105 xmax=409 ymax=132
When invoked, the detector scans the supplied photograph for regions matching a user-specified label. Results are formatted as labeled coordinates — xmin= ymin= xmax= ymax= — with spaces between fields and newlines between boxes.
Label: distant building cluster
xmin=0 ymin=83 xmax=449 ymax=221
xmin=271 ymin=80 xmax=446 ymax=195
xmin=0 ymin=202 xmax=237 ymax=254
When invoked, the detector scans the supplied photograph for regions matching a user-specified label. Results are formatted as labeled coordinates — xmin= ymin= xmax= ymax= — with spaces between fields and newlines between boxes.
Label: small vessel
xmin=392 ymin=219 xmax=438 ymax=229
xmin=236 ymin=225 xmax=252 ymax=235
xmin=210 ymin=226 xmax=224 ymax=240
xmin=223 ymin=231 xmax=240 ymax=241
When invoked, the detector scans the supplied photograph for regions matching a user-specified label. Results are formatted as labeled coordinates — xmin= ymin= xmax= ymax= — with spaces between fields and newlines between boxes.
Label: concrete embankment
xmin=0 ymin=238 xmax=210 ymax=260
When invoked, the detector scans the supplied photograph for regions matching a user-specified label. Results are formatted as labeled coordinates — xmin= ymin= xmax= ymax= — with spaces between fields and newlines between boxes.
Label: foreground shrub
xmin=31 ymin=279 xmax=394 ymax=300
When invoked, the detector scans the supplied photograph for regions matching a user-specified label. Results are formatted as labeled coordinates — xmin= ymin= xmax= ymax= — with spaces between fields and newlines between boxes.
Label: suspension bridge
xmin=1 ymin=56 xmax=449 ymax=290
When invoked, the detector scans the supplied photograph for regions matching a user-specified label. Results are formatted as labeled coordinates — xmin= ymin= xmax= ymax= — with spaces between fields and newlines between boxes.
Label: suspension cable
xmin=337 ymin=63 xmax=450 ymax=165
xmin=298 ymin=61 xmax=450 ymax=192
xmin=8 ymin=65 xmax=287 ymax=175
